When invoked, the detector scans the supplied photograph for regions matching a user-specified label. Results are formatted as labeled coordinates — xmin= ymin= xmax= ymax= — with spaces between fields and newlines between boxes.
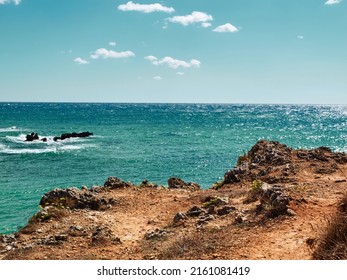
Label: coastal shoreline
xmin=1 ymin=140 xmax=346 ymax=260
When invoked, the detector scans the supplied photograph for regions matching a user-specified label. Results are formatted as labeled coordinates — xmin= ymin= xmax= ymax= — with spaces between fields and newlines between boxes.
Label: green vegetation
xmin=243 ymin=180 xmax=263 ymax=204
xmin=211 ymin=180 xmax=225 ymax=190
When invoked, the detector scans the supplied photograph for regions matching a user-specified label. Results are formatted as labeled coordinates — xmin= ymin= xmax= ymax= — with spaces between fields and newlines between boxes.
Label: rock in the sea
xmin=53 ymin=131 xmax=93 ymax=141
xmin=25 ymin=132 xmax=39 ymax=142
xmin=168 ymin=177 xmax=200 ymax=191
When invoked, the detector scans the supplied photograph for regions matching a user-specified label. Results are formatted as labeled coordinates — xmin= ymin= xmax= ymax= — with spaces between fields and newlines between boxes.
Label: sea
xmin=0 ymin=103 xmax=346 ymax=234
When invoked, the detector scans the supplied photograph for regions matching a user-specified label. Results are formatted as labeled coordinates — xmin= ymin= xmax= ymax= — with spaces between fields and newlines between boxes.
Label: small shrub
xmin=29 ymin=207 xmax=67 ymax=224
xmin=243 ymin=180 xmax=263 ymax=204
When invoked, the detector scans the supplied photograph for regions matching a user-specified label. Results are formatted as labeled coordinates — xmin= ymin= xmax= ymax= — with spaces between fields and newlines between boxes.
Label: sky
xmin=0 ymin=0 xmax=346 ymax=104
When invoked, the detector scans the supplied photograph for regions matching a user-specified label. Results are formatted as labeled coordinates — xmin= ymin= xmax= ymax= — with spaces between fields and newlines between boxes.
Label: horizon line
xmin=0 ymin=101 xmax=346 ymax=106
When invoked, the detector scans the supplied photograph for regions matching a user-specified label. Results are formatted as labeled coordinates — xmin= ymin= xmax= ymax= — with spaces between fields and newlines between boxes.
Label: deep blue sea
xmin=0 ymin=103 xmax=346 ymax=234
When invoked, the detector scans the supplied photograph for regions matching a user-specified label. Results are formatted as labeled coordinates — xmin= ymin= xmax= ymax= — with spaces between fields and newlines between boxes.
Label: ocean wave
xmin=0 ymin=143 xmax=96 ymax=155
xmin=0 ymin=126 xmax=19 ymax=133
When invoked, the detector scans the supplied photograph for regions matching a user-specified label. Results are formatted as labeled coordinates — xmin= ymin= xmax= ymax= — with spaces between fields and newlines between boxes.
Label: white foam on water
xmin=0 ymin=143 xmax=96 ymax=154
xmin=0 ymin=126 xmax=19 ymax=133
xmin=5 ymin=134 xmax=89 ymax=145
xmin=5 ymin=134 xmax=28 ymax=143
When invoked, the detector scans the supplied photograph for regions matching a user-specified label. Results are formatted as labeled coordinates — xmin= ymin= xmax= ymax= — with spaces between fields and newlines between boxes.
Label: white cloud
xmin=73 ymin=57 xmax=89 ymax=65
xmin=0 ymin=0 xmax=21 ymax=5
xmin=297 ymin=35 xmax=304 ymax=39
xmin=177 ymin=72 xmax=185 ymax=76
xmin=144 ymin=55 xmax=158 ymax=62
xmin=325 ymin=0 xmax=342 ymax=5
xmin=146 ymin=55 xmax=201 ymax=69
xmin=118 ymin=1 xmax=174 ymax=13
xmin=153 ymin=76 xmax=162 ymax=80
xmin=201 ymin=22 xmax=212 ymax=28
xmin=213 ymin=23 xmax=239 ymax=33
xmin=90 ymin=48 xmax=135 ymax=59
xmin=109 ymin=42 xmax=116 ymax=46
xmin=168 ymin=11 xmax=213 ymax=27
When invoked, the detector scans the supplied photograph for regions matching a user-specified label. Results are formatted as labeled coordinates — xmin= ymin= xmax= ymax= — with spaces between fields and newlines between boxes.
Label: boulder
xmin=25 ymin=132 xmax=39 ymax=142
xmin=168 ymin=177 xmax=200 ymax=191
xmin=173 ymin=212 xmax=188 ymax=224
xmin=104 ymin=177 xmax=133 ymax=189
xmin=258 ymin=184 xmax=292 ymax=217
xmin=186 ymin=206 xmax=206 ymax=217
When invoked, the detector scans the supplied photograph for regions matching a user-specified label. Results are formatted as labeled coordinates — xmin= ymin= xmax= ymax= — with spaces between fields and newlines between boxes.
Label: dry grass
xmin=157 ymin=233 xmax=218 ymax=260
xmin=312 ymin=193 xmax=347 ymax=260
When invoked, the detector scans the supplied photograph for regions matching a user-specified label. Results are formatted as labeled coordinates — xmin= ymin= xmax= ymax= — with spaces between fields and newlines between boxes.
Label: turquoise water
xmin=1 ymin=103 xmax=346 ymax=233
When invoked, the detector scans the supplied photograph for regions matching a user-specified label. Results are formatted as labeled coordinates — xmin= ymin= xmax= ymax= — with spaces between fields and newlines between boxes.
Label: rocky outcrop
xmin=25 ymin=133 xmax=39 ymax=142
xmin=25 ymin=131 xmax=93 ymax=142
xmin=223 ymin=140 xmax=347 ymax=185
xmin=168 ymin=177 xmax=200 ymax=191
xmin=39 ymin=187 xmax=115 ymax=210
xmin=104 ymin=177 xmax=134 ymax=189
xmin=53 ymin=131 xmax=93 ymax=141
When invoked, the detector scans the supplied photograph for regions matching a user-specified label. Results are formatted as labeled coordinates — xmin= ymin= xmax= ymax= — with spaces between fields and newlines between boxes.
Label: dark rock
xmin=186 ymin=206 xmax=206 ymax=217
xmin=60 ymin=131 xmax=93 ymax=141
xmin=54 ymin=234 xmax=68 ymax=241
xmin=258 ymin=184 xmax=292 ymax=217
xmin=173 ymin=212 xmax=188 ymax=224
xmin=25 ymin=132 xmax=39 ymax=142
xmin=39 ymin=187 xmax=113 ymax=210
xmin=104 ymin=177 xmax=133 ymax=189
xmin=197 ymin=214 xmax=215 ymax=225
xmin=41 ymin=138 xmax=47 ymax=142
xmin=91 ymin=226 xmax=121 ymax=245
xmin=224 ymin=163 xmax=248 ymax=183
xmin=217 ymin=206 xmax=236 ymax=216
xmin=168 ymin=177 xmax=200 ymax=190
xmin=235 ymin=214 xmax=244 ymax=224
xmin=139 ymin=180 xmax=159 ymax=188
xmin=52 ymin=131 xmax=93 ymax=141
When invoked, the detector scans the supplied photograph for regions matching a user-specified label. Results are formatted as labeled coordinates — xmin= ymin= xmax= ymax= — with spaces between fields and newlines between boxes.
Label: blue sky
xmin=0 ymin=0 xmax=346 ymax=103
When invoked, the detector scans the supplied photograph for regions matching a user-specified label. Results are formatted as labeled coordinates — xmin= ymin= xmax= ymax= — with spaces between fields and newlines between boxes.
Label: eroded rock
xmin=168 ymin=177 xmax=200 ymax=191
